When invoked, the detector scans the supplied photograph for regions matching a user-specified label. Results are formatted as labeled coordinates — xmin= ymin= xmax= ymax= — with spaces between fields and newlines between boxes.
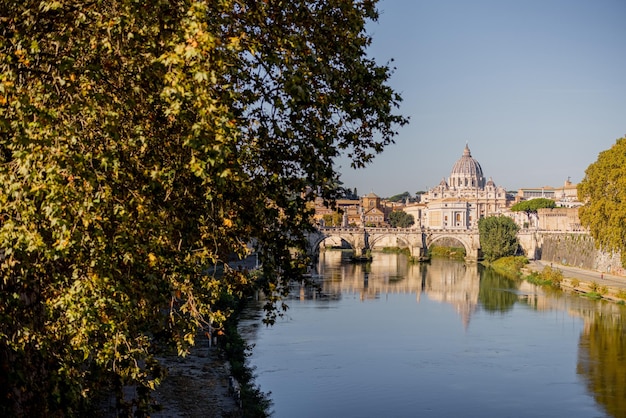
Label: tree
xmin=388 ymin=211 xmax=415 ymax=228
xmin=322 ymin=213 xmax=343 ymax=227
xmin=578 ymin=137 xmax=626 ymax=266
xmin=0 ymin=1 xmax=407 ymax=415
xmin=510 ymin=198 xmax=555 ymax=229
xmin=388 ymin=191 xmax=411 ymax=202
xmin=510 ymin=198 xmax=556 ymax=213
xmin=478 ymin=216 xmax=520 ymax=262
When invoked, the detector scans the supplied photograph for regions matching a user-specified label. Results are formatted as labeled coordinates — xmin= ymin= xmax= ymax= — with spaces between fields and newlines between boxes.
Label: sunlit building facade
xmin=418 ymin=144 xmax=511 ymax=230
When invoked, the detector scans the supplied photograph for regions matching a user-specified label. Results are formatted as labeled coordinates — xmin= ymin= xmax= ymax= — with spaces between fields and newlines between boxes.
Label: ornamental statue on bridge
xmin=406 ymin=144 xmax=512 ymax=230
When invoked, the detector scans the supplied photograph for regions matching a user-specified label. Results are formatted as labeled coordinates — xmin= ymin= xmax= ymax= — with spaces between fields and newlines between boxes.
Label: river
xmin=239 ymin=251 xmax=626 ymax=418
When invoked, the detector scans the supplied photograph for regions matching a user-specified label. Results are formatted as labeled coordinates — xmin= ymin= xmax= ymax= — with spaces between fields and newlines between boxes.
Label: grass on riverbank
xmin=486 ymin=256 xmax=566 ymax=289
xmin=429 ymin=246 xmax=466 ymax=261
xmin=524 ymin=265 xmax=564 ymax=288
xmin=483 ymin=256 xmax=529 ymax=279
xmin=490 ymin=256 xmax=626 ymax=304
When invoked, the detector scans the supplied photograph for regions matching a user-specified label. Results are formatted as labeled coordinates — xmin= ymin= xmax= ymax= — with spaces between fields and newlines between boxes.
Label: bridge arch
xmin=307 ymin=228 xmax=368 ymax=257
xmin=425 ymin=232 xmax=481 ymax=261
xmin=314 ymin=235 xmax=356 ymax=253
xmin=367 ymin=233 xmax=411 ymax=250
xmin=306 ymin=228 xmax=481 ymax=262
xmin=428 ymin=236 xmax=468 ymax=254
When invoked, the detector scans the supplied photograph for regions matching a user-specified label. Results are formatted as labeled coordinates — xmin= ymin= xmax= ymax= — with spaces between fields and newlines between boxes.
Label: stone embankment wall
xmin=539 ymin=232 xmax=624 ymax=276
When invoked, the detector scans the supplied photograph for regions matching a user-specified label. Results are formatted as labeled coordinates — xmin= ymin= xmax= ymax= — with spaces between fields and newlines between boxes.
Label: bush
xmin=429 ymin=246 xmax=466 ymax=260
xmin=489 ymin=256 xmax=529 ymax=278
xmin=541 ymin=266 xmax=563 ymax=288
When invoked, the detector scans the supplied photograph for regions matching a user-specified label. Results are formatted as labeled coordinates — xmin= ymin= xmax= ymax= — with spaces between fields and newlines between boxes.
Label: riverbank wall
xmin=536 ymin=232 xmax=624 ymax=277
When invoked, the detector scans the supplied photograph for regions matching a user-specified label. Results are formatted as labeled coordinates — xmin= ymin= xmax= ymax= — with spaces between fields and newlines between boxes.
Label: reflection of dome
xmin=449 ymin=144 xmax=485 ymax=190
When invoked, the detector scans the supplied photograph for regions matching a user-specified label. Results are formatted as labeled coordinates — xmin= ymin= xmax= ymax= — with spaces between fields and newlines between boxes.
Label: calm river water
xmin=239 ymin=251 xmax=626 ymax=418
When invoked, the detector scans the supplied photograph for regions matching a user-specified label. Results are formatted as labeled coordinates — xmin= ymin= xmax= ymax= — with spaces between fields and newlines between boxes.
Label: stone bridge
xmin=307 ymin=227 xmax=483 ymax=262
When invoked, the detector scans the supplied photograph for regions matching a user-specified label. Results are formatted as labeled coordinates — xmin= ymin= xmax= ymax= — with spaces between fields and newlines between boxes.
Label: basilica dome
xmin=448 ymin=144 xmax=485 ymax=190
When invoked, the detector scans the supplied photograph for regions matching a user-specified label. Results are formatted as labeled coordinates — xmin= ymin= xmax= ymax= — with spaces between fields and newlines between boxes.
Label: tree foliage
xmin=578 ymin=137 xmax=626 ymax=266
xmin=510 ymin=198 xmax=556 ymax=213
xmin=388 ymin=211 xmax=414 ymax=228
xmin=322 ymin=212 xmax=343 ymax=227
xmin=0 ymin=0 xmax=407 ymax=415
xmin=478 ymin=216 xmax=520 ymax=262
xmin=387 ymin=191 xmax=411 ymax=202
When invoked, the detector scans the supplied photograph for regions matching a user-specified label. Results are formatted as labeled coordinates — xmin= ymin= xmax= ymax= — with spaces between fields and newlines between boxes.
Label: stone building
xmin=537 ymin=207 xmax=583 ymax=232
xmin=417 ymin=144 xmax=512 ymax=229
xmin=360 ymin=192 xmax=392 ymax=227
xmin=311 ymin=192 xmax=394 ymax=228
xmin=516 ymin=179 xmax=580 ymax=207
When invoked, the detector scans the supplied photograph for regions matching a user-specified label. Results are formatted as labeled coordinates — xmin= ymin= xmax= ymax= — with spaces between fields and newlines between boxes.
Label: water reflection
xmin=316 ymin=251 xmax=508 ymax=328
xmin=478 ymin=268 xmax=518 ymax=313
xmin=578 ymin=311 xmax=626 ymax=417
xmin=243 ymin=250 xmax=626 ymax=417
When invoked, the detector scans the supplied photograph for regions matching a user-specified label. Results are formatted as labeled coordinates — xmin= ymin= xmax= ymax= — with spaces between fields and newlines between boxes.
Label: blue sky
xmin=336 ymin=0 xmax=626 ymax=197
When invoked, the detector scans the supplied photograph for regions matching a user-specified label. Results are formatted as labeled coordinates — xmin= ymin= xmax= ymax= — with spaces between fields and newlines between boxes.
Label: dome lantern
xmin=448 ymin=144 xmax=485 ymax=190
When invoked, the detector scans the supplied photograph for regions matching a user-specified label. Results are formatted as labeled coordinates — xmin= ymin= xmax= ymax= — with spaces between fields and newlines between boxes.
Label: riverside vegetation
xmin=486 ymin=256 xmax=626 ymax=304
xmin=0 ymin=1 xmax=407 ymax=416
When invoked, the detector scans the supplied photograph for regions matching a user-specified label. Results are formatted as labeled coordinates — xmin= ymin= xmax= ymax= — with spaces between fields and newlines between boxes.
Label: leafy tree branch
xmin=0 ymin=0 xmax=407 ymax=415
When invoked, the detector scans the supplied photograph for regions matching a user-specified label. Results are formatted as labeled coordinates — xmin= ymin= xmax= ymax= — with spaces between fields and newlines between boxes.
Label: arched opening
xmin=317 ymin=236 xmax=353 ymax=251
xmin=368 ymin=235 xmax=411 ymax=253
xmin=428 ymin=236 xmax=468 ymax=260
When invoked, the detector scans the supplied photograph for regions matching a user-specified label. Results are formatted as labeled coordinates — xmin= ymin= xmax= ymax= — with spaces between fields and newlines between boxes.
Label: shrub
xmin=541 ymin=266 xmax=564 ymax=288
xmin=490 ymin=256 xmax=529 ymax=278
xmin=585 ymin=292 xmax=603 ymax=300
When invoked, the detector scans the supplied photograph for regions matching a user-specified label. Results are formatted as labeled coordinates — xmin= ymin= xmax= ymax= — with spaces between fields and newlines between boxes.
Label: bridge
xmin=307 ymin=227 xmax=484 ymax=262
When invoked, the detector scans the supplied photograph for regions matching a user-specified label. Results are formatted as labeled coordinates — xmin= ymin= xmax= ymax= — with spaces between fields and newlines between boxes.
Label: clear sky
xmin=335 ymin=0 xmax=626 ymax=197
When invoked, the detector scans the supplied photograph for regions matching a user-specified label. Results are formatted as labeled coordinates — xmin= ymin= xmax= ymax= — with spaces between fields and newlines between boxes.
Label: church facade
xmin=406 ymin=144 xmax=512 ymax=230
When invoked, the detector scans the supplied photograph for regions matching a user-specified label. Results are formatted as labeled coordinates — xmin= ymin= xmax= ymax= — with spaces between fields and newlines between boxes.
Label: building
xmin=516 ymin=187 xmax=557 ymax=200
xmin=361 ymin=192 xmax=391 ymax=227
xmin=515 ymin=179 xmax=580 ymax=207
xmin=510 ymin=179 xmax=582 ymax=229
xmin=537 ymin=207 xmax=583 ymax=232
xmin=312 ymin=192 xmax=394 ymax=228
xmin=416 ymin=144 xmax=512 ymax=229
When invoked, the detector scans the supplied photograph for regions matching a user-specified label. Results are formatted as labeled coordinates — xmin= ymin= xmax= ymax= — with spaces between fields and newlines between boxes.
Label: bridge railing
xmin=318 ymin=227 xmax=423 ymax=234
xmin=317 ymin=226 xmax=484 ymax=234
